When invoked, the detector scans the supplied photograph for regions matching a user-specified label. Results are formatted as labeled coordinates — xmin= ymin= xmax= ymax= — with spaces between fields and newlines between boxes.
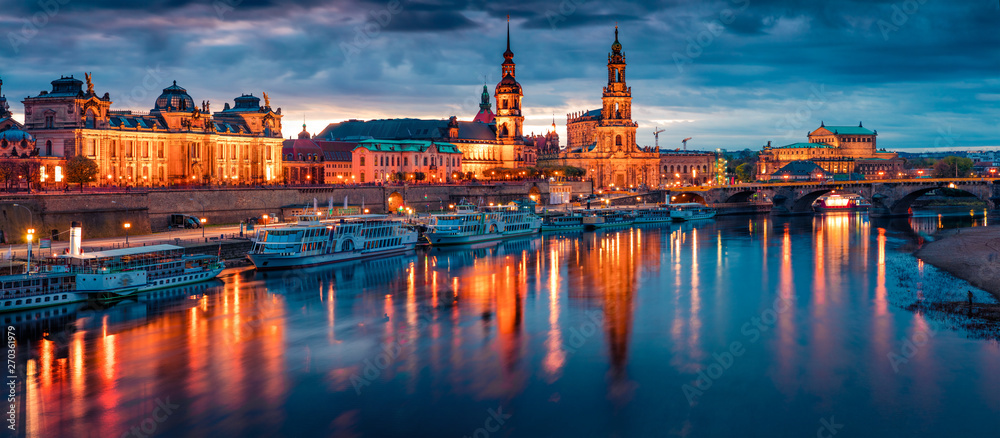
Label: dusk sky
xmin=1 ymin=0 xmax=998 ymax=150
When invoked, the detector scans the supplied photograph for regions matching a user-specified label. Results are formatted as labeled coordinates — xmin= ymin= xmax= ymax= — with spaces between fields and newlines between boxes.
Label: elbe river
xmin=11 ymin=210 xmax=1000 ymax=437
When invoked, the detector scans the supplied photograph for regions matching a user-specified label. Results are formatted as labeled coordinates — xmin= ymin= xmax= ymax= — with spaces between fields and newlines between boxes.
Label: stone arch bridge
xmin=668 ymin=179 xmax=1000 ymax=217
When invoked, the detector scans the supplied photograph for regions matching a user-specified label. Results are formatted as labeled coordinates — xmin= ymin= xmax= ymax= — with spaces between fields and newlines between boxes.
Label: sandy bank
xmin=915 ymin=226 xmax=1000 ymax=300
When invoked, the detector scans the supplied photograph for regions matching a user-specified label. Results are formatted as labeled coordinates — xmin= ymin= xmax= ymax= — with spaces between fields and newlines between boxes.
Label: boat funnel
xmin=69 ymin=221 xmax=82 ymax=256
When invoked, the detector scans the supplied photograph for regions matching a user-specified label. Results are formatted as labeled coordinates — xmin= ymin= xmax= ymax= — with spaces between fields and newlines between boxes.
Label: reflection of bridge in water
xmin=613 ymin=179 xmax=1000 ymax=217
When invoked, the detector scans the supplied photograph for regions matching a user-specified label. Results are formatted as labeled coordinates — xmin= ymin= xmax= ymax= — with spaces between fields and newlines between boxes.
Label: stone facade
xmin=543 ymin=27 xmax=659 ymax=189
xmin=20 ymin=75 xmax=283 ymax=186
xmin=758 ymin=122 xmax=901 ymax=180
xmin=659 ymin=152 xmax=716 ymax=186
xmin=351 ymin=139 xmax=463 ymax=183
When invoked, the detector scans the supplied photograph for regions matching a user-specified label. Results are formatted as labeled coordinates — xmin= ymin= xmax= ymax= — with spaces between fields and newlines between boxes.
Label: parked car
xmin=169 ymin=214 xmax=202 ymax=229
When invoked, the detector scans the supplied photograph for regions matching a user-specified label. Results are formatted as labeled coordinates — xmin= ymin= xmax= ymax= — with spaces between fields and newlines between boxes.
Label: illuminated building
xmin=758 ymin=122 xmax=902 ymax=180
xmin=316 ymin=21 xmax=537 ymax=178
xmin=542 ymin=27 xmax=660 ymax=189
xmin=21 ymin=75 xmax=283 ymax=185
xmin=659 ymin=151 xmax=716 ymax=186
xmin=350 ymin=139 xmax=463 ymax=183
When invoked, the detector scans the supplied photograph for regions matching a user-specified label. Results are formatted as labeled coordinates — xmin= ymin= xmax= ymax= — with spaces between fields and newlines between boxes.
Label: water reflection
xmin=12 ymin=211 xmax=1000 ymax=437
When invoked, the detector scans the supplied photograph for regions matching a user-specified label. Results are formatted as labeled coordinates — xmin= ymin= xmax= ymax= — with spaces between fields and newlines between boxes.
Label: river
xmin=10 ymin=210 xmax=1000 ymax=437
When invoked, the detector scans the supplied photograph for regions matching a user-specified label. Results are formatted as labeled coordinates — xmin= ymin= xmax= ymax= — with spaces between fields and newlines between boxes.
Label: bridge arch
xmin=883 ymin=184 xmax=992 ymax=215
xmin=671 ymin=192 xmax=706 ymax=205
xmin=724 ymin=190 xmax=757 ymax=203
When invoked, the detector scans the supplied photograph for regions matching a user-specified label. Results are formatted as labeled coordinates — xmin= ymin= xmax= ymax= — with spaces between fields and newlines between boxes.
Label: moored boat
xmin=669 ymin=203 xmax=717 ymax=222
xmin=813 ymin=194 xmax=871 ymax=212
xmin=426 ymin=201 xmax=541 ymax=245
xmin=541 ymin=213 xmax=585 ymax=231
xmin=248 ymin=213 xmax=419 ymax=270
xmin=1 ymin=243 xmax=224 ymax=313
xmin=582 ymin=208 xmax=635 ymax=230
xmin=633 ymin=205 xmax=674 ymax=224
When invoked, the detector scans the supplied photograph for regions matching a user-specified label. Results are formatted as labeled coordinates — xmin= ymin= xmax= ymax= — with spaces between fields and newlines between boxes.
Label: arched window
xmin=85 ymin=109 xmax=96 ymax=129
xmin=360 ymin=172 xmax=365 ymax=183
xmin=360 ymin=155 xmax=365 ymax=166
xmin=615 ymin=135 xmax=622 ymax=146
xmin=45 ymin=140 xmax=52 ymax=156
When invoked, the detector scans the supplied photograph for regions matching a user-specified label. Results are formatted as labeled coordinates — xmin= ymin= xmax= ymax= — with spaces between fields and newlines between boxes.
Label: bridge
xmin=668 ymin=179 xmax=1000 ymax=217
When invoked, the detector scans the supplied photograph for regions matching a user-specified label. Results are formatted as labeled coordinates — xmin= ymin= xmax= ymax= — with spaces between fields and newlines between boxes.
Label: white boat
xmin=426 ymin=201 xmax=541 ymax=245
xmin=582 ymin=208 xmax=635 ymax=230
xmin=62 ymin=244 xmax=225 ymax=299
xmin=248 ymin=213 xmax=418 ymax=270
xmin=669 ymin=203 xmax=717 ymax=222
xmin=633 ymin=205 xmax=674 ymax=224
xmin=1 ymin=244 xmax=224 ymax=312
xmin=0 ymin=268 xmax=85 ymax=313
xmin=541 ymin=213 xmax=585 ymax=231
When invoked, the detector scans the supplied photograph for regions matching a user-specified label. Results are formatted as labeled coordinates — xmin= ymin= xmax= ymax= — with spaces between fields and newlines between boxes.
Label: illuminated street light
xmin=124 ymin=222 xmax=131 ymax=245
xmin=26 ymin=228 xmax=35 ymax=273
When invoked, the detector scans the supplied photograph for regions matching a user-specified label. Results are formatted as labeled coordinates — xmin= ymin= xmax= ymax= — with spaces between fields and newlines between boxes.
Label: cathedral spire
xmin=502 ymin=15 xmax=515 ymax=77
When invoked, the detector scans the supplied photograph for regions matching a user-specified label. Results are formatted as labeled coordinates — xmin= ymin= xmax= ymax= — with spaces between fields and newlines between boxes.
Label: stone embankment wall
xmin=0 ymin=181 xmax=593 ymax=240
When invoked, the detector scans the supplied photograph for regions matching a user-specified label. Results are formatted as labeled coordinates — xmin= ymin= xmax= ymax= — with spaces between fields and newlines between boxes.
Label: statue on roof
xmin=85 ymin=73 xmax=94 ymax=95
xmin=262 ymin=92 xmax=270 ymax=108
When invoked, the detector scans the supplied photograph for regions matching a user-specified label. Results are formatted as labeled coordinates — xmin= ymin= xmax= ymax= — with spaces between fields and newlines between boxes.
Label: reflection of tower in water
xmin=572 ymin=229 xmax=658 ymax=400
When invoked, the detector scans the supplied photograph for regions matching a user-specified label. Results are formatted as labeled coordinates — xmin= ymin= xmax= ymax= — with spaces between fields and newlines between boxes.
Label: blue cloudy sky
xmin=1 ymin=0 xmax=998 ymax=150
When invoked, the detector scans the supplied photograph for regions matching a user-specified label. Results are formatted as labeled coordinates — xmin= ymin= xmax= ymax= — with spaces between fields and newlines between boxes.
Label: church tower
xmin=494 ymin=17 xmax=523 ymax=143
xmin=597 ymin=25 xmax=637 ymax=154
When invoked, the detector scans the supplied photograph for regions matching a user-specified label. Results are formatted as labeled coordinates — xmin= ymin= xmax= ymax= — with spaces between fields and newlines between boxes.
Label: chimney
xmin=69 ymin=221 xmax=82 ymax=256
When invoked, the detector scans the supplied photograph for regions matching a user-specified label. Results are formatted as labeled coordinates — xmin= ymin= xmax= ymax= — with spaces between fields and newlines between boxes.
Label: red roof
xmin=472 ymin=109 xmax=495 ymax=124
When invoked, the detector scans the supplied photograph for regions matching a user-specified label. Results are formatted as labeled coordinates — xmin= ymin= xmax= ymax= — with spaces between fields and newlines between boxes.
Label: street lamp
xmin=26 ymin=228 xmax=35 ymax=273
xmin=124 ymin=222 xmax=131 ymax=246
xmin=11 ymin=204 xmax=33 ymax=230
xmin=189 ymin=198 xmax=207 ymax=237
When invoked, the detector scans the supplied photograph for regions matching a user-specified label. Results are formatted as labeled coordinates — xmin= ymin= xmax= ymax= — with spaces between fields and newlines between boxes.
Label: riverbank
xmin=915 ymin=226 xmax=1000 ymax=300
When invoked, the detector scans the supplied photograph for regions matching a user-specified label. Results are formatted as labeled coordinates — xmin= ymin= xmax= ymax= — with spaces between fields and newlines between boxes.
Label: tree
xmin=735 ymin=162 xmax=756 ymax=183
xmin=465 ymin=172 xmax=475 ymax=180
xmin=413 ymin=172 xmax=426 ymax=182
xmin=0 ymin=160 xmax=17 ymax=192
xmin=932 ymin=156 xmax=974 ymax=178
xmin=65 ymin=155 xmax=100 ymax=192
xmin=18 ymin=159 xmax=41 ymax=193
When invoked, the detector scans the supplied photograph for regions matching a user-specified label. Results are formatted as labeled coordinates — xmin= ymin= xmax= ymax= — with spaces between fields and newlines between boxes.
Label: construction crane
xmin=682 ymin=137 xmax=692 ymax=151
xmin=653 ymin=127 xmax=665 ymax=149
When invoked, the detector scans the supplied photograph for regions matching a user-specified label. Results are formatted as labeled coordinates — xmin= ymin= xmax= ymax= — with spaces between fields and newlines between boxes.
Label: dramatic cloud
xmin=1 ymin=0 xmax=998 ymax=149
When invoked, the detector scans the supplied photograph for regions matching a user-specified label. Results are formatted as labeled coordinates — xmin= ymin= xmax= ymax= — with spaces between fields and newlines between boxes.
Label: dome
xmin=0 ymin=127 xmax=34 ymax=143
xmin=496 ymin=74 xmax=522 ymax=94
xmin=154 ymin=81 xmax=195 ymax=112
xmin=228 ymin=94 xmax=261 ymax=112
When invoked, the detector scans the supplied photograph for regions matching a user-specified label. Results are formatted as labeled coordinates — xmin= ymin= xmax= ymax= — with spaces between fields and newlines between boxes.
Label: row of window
xmin=4 ymin=294 xmax=71 ymax=307
xmin=360 ymin=154 xmax=459 ymax=168
xmin=664 ymin=164 xmax=708 ymax=173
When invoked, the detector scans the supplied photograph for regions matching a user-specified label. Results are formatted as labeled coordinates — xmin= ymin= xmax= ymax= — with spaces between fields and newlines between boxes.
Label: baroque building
xmin=758 ymin=122 xmax=902 ymax=180
xmin=542 ymin=27 xmax=659 ymax=189
xmin=21 ymin=74 xmax=283 ymax=185
xmin=316 ymin=21 xmax=537 ymax=178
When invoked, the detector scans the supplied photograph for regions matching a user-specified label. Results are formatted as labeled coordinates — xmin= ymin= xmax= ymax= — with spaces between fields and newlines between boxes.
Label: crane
xmin=682 ymin=137 xmax=692 ymax=151
xmin=653 ymin=127 xmax=665 ymax=150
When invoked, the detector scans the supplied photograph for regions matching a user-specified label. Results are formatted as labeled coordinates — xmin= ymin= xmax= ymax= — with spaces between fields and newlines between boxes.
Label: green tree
xmin=414 ymin=172 xmax=426 ymax=182
xmin=735 ymin=162 xmax=756 ymax=183
xmin=65 ymin=155 xmax=100 ymax=192
xmin=932 ymin=156 xmax=974 ymax=178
